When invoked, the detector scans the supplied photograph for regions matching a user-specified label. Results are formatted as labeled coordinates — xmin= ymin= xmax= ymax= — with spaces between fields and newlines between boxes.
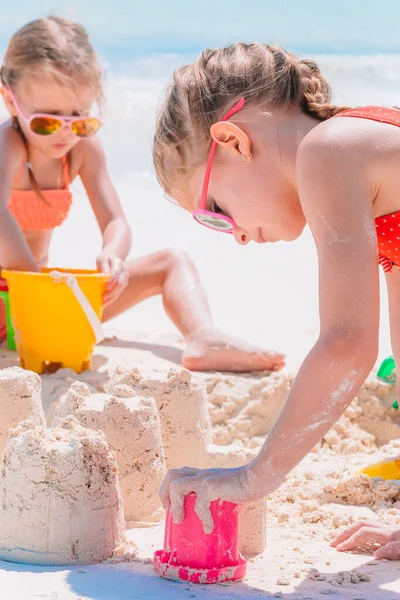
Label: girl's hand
xmin=96 ymin=251 xmax=129 ymax=306
xmin=331 ymin=521 xmax=400 ymax=560
xmin=159 ymin=465 xmax=263 ymax=534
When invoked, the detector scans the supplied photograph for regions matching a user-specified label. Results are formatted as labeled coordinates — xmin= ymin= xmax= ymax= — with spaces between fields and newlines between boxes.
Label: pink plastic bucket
xmin=154 ymin=493 xmax=247 ymax=584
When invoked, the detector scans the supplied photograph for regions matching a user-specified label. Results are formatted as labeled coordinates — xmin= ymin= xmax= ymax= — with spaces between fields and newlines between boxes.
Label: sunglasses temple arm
xmin=199 ymin=98 xmax=245 ymax=210
xmin=199 ymin=141 xmax=217 ymax=210
xmin=6 ymin=87 xmax=26 ymax=120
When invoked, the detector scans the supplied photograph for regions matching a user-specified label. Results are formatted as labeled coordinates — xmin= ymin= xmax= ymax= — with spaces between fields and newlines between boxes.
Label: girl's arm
xmin=79 ymin=137 xmax=132 ymax=300
xmin=160 ymin=128 xmax=380 ymax=533
xmin=79 ymin=136 xmax=132 ymax=261
xmin=247 ymin=130 xmax=379 ymax=488
xmin=0 ymin=127 xmax=39 ymax=271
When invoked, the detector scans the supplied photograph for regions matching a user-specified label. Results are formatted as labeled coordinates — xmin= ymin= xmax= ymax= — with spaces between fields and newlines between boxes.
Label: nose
xmin=233 ymin=227 xmax=250 ymax=245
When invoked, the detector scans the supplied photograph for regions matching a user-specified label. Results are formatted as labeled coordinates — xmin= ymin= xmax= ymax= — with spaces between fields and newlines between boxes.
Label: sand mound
xmin=199 ymin=370 xmax=290 ymax=446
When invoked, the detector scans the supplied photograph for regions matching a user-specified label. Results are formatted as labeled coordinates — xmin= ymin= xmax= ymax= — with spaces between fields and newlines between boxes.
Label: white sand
xmin=1 ymin=340 xmax=400 ymax=598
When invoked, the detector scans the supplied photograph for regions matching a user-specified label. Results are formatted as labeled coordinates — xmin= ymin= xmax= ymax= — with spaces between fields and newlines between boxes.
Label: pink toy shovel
xmin=154 ymin=493 xmax=247 ymax=584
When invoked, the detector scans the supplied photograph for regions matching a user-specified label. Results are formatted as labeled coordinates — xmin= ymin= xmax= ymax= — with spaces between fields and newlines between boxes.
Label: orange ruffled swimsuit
xmin=335 ymin=106 xmax=400 ymax=273
xmin=8 ymin=154 xmax=72 ymax=231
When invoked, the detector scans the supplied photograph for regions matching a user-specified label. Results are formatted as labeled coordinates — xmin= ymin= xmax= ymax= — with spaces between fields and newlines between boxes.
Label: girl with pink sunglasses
xmin=155 ymin=42 xmax=400 ymax=552
xmin=0 ymin=18 xmax=284 ymax=372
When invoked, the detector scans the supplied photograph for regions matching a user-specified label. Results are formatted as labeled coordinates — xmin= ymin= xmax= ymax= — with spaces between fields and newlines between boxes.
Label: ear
xmin=210 ymin=121 xmax=252 ymax=159
xmin=0 ymin=87 xmax=17 ymax=117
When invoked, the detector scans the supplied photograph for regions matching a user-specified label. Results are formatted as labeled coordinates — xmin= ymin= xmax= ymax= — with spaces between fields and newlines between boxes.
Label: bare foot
xmin=182 ymin=331 xmax=285 ymax=372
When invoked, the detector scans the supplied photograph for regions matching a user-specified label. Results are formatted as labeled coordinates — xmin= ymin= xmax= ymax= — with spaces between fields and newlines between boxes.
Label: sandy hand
xmin=159 ymin=465 xmax=263 ymax=534
xmin=182 ymin=331 xmax=285 ymax=373
xmin=96 ymin=251 xmax=129 ymax=306
xmin=331 ymin=520 xmax=400 ymax=560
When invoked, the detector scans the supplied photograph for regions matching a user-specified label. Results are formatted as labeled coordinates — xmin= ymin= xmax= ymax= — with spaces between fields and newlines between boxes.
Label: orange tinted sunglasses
xmin=6 ymin=87 xmax=102 ymax=138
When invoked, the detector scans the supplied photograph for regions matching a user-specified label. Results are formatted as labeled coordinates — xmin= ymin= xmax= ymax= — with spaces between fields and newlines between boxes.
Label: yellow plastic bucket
xmin=358 ymin=459 xmax=400 ymax=480
xmin=1 ymin=268 xmax=109 ymax=374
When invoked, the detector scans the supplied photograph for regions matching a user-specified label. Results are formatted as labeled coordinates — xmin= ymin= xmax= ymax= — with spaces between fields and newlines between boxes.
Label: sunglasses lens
xmin=71 ymin=118 xmax=101 ymax=137
xmin=30 ymin=117 xmax=63 ymax=135
xmin=194 ymin=213 xmax=234 ymax=232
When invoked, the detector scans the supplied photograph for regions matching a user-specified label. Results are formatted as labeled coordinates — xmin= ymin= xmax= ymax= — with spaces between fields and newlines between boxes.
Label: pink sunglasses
xmin=6 ymin=87 xmax=102 ymax=138
xmin=193 ymin=97 xmax=245 ymax=233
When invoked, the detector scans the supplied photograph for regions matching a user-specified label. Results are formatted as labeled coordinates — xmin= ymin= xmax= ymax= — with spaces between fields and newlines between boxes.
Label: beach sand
xmin=1 ymin=333 xmax=400 ymax=599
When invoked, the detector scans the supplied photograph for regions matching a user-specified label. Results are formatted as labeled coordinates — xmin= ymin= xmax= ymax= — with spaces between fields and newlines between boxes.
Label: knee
xmin=161 ymin=248 xmax=195 ymax=272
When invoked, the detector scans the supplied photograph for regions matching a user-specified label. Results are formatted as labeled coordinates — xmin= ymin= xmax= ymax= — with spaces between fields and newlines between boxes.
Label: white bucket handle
xmin=50 ymin=270 xmax=105 ymax=344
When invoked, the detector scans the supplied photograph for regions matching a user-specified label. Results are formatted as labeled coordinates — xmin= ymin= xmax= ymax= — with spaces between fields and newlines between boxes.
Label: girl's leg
xmin=102 ymin=249 xmax=285 ymax=372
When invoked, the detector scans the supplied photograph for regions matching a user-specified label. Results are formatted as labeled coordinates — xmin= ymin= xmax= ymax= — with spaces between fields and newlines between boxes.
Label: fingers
xmin=159 ymin=468 xmax=215 ymax=533
xmin=194 ymin=490 xmax=214 ymax=535
xmin=97 ymin=254 xmax=113 ymax=276
xmin=169 ymin=476 xmax=198 ymax=524
xmin=159 ymin=467 xmax=199 ymax=510
xmin=103 ymin=274 xmax=128 ymax=306
xmin=335 ymin=527 xmax=392 ymax=552
xmin=108 ymin=257 xmax=124 ymax=288
xmin=97 ymin=254 xmax=125 ymax=287
xmin=374 ymin=541 xmax=400 ymax=560
xmin=98 ymin=255 xmax=129 ymax=306
xmin=331 ymin=521 xmax=381 ymax=548
xmin=102 ymin=256 xmax=123 ymax=288
xmin=272 ymin=359 xmax=286 ymax=371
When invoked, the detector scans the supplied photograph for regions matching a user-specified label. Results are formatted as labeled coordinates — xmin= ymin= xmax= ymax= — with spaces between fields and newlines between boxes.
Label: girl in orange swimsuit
xmin=153 ymin=43 xmax=400 ymax=552
xmin=0 ymin=18 xmax=284 ymax=373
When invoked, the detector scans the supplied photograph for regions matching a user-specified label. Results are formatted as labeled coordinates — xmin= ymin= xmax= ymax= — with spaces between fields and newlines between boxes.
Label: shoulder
xmin=0 ymin=121 xmax=26 ymax=174
xmin=298 ymin=116 xmax=366 ymax=166
xmin=79 ymin=136 xmax=107 ymax=165
xmin=296 ymin=116 xmax=375 ymax=247
xmin=296 ymin=116 xmax=373 ymax=198
xmin=70 ymin=136 xmax=107 ymax=179
xmin=297 ymin=110 xmax=396 ymax=172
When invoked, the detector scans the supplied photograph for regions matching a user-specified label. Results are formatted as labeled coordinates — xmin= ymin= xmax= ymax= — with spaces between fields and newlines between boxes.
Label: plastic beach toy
xmin=154 ymin=493 xmax=247 ymax=584
xmin=377 ymin=356 xmax=399 ymax=409
xmin=0 ymin=279 xmax=16 ymax=350
xmin=358 ymin=458 xmax=400 ymax=480
xmin=1 ymin=268 xmax=108 ymax=374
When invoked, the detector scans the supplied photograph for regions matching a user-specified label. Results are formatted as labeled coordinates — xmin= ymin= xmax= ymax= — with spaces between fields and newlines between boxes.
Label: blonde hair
xmin=153 ymin=43 xmax=348 ymax=198
xmin=0 ymin=16 xmax=103 ymax=202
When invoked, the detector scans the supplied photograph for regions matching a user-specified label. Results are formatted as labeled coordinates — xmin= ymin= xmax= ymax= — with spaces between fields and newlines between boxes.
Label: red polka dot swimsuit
xmin=335 ymin=106 xmax=400 ymax=274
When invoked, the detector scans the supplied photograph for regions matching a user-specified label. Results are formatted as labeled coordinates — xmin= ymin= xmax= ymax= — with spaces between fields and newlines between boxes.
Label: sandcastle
xmin=207 ymin=444 xmax=267 ymax=556
xmin=108 ymin=367 xmax=213 ymax=469
xmin=0 ymin=364 xmax=289 ymax=565
xmin=107 ymin=367 xmax=270 ymax=555
xmin=53 ymin=381 xmax=166 ymax=524
xmin=0 ymin=417 xmax=126 ymax=565
xmin=0 ymin=367 xmax=45 ymax=456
